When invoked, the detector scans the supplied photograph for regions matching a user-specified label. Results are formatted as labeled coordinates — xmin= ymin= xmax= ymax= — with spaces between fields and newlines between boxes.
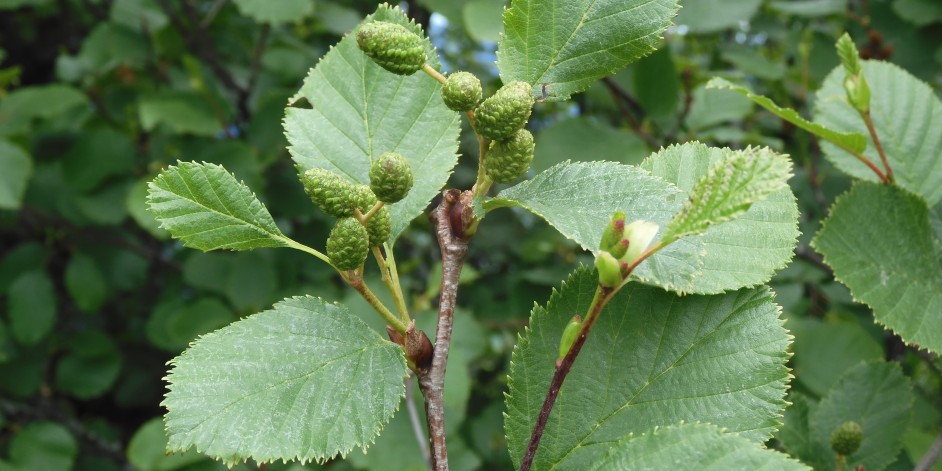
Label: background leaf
xmin=812 ymin=182 xmax=942 ymax=353
xmin=484 ymin=160 xmax=707 ymax=293
xmin=147 ymin=161 xmax=292 ymax=252
xmin=589 ymin=423 xmax=809 ymax=471
xmin=285 ymin=4 xmax=460 ymax=242
xmin=641 ymin=142 xmax=799 ymax=293
xmin=504 ymin=267 xmax=792 ymax=469
xmin=532 ymin=117 xmax=647 ymax=174
xmin=231 ymin=0 xmax=314 ymax=24
xmin=796 ymin=361 xmax=914 ymax=471
xmin=814 ymin=61 xmax=942 ymax=205
xmin=7 ymin=270 xmax=56 ymax=346
xmin=674 ymin=0 xmax=762 ymax=34
xmin=0 ymin=140 xmax=32 ymax=210
xmin=163 ymin=296 xmax=408 ymax=465
xmin=497 ymin=0 xmax=680 ymax=100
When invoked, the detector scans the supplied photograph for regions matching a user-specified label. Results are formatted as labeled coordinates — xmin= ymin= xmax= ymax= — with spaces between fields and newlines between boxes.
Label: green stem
xmin=373 ymin=246 xmax=410 ymax=323
xmin=861 ymin=111 xmax=894 ymax=184
xmin=346 ymin=272 xmax=407 ymax=334
xmin=471 ymin=134 xmax=493 ymax=199
xmin=363 ymin=200 xmax=385 ymax=221
xmin=283 ymin=238 xmax=333 ymax=266
xmin=421 ymin=63 xmax=447 ymax=85
xmin=836 ymin=453 xmax=845 ymax=471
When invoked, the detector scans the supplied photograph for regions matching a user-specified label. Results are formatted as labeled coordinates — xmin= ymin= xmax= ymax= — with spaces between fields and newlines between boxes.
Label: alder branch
xmin=915 ymin=430 xmax=942 ymax=471
xmin=417 ymin=189 xmax=472 ymax=471
xmin=601 ymin=77 xmax=661 ymax=149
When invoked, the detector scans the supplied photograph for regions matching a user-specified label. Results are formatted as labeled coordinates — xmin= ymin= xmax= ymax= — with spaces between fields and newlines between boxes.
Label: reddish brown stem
xmin=417 ymin=190 xmax=472 ymax=471
xmin=519 ymin=285 xmax=614 ymax=471
xmin=861 ymin=111 xmax=894 ymax=183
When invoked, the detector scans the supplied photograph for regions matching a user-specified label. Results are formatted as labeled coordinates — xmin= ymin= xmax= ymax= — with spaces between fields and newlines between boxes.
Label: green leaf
xmin=139 ymin=93 xmax=223 ymax=137
xmin=61 ymin=127 xmax=136 ymax=192
xmin=147 ymin=161 xmax=292 ymax=252
xmin=685 ymin=84 xmax=754 ymax=131
xmin=807 ymin=361 xmax=913 ymax=471
xmin=285 ymin=5 xmax=459 ymax=242
xmin=232 ymin=0 xmax=314 ymax=24
xmin=892 ymin=0 xmax=942 ymax=26
xmin=54 ymin=330 xmax=123 ymax=399
xmin=7 ymin=270 xmax=56 ymax=346
xmin=504 ymin=267 xmax=792 ymax=469
xmin=109 ymin=0 xmax=168 ymax=32
xmin=836 ymin=34 xmax=862 ymax=76
xmin=532 ymin=117 xmax=647 ymax=174
xmin=0 ymin=140 xmax=32 ymax=210
xmin=163 ymin=296 xmax=408 ymax=465
xmin=146 ymin=297 xmax=236 ymax=352
xmin=812 ymin=182 xmax=942 ymax=353
xmin=707 ymin=78 xmax=868 ymax=153
xmin=0 ymin=85 xmax=87 ymax=137
xmin=127 ymin=178 xmax=169 ymax=239
xmin=674 ymin=0 xmax=761 ymax=34
xmin=814 ymin=61 xmax=942 ymax=205
xmin=64 ymin=252 xmax=108 ymax=313
xmin=588 ymin=423 xmax=810 ymax=471
xmin=484 ymin=161 xmax=707 ymax=293
xmin=790 ymin=318 xmax=883 ymax=396
xmin=77 ymin=22 xmax=148 ymax=72
xmin=497 ymin=0 xmax=680 ymax=101
xmin=7 ymin=422 xmax=77 ymax=471
xmin=633 ymin=47 xmax=680 ymax=118
xmin=769 ymin=0 xmax=845 ymax=17
xmin=463 ymin=0 xmax=503 ymax=43
xmin=641 ymin=142 xmax=799 ymax=293
xmin=660 ymin=145 xmax=793 ymax=243
xmin=126 ymin=418 xmax=207 ymax=471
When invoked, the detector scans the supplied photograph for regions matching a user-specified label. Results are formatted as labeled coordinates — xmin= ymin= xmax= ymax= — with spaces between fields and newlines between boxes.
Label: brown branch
xmin=601 ymin=77 xmax=661 ymax=150
xmin=417 ymin=190 xmax=472 ymax=471
xmin=795 ymin=245 xmax=832 ymax=275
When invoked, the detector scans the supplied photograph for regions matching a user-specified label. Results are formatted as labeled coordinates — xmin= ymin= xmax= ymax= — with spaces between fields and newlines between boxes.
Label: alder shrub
xmin=145 ymin=3 xmax=941 ymax=471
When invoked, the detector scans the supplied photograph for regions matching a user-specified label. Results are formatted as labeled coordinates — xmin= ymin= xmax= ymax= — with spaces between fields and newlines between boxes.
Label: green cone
xmin=830 ymin=421 xmax=863 ymax=456
xmin=327 ymin=217 xmax=369 ymax=270
xmin=356 ymin=21 xmax=426 ymax=76
xmin=369 ymin=152 xmax=413 ymax=203
xmin=442 ymin=71 xmax=483 ymax=112
xmin=485 ymin=128 xmax=535 ymax=183
xmin=474 ymin=81 xmax=534 ymax=141
xmin=301 ymin=168 xmax=359 ymax=217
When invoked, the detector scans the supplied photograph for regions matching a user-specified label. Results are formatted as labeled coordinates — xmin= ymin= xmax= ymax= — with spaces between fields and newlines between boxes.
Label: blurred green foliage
xmin=0 ymin=0 xmax=939 ymax=470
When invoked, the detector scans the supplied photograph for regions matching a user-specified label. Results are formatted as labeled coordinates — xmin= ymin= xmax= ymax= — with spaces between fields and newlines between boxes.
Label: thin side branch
xmin=915 ymin=430 xmax=942 ymax=471
xmin=406 ymin=375 xmax=433 ymax=470
xmin=417 ymin=190 xmax=472 ymax=471
xmin=601 ymin=77 xmax=661 ymax=150
xmin=861 ymin=111 xmax=894 ymax=183
xmin=519 ymin=286 xmax=613 ymax=471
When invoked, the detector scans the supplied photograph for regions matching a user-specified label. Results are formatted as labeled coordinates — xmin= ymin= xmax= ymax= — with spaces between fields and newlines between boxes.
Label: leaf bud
xmin=301 ymin=168 xmax=358 ymax=217
xmin=474 ymin=80 xmax=535 ymax=141
xmin=843 ymin=75 xmax=871 ymax=114
xmin=442 ymin=71 xmax=483 ymax=112
xmin=600 ymin=211 xmax=627 ymax=254
xmin=620 ymin=220 xmax=659 ymax=267
xmin=356 ymin=21 xmax=426 ymax=76
xmin=830 ymin=421 xmax=863 ymax=456
xmin=327 ymin=217 xmax=369 ymax=270
xmin=595 ymin=251 xmax=623 ymax=288
xmin=485 ymin=128 xmax=535 ymax=183
xmin=370 ymin=152 xmax=413 ymax=203
xmin=557 ymin=315 xmax=582 ymax=362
